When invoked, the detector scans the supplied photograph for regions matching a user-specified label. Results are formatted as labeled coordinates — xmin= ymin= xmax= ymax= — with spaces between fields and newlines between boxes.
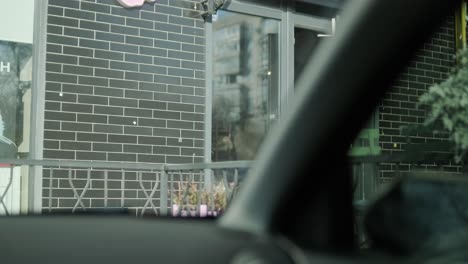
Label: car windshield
xmin=350 ymin=5 xmax=468 ymax=254
xmin=0 ymin=1 xmax=466 ymax=251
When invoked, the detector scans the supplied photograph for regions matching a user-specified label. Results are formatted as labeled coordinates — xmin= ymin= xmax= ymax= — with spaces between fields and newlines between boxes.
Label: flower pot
xmin=199 ymin=204 xmax=208 ymax=217
xmin=172 ymin=204 xmax=179 ymax=216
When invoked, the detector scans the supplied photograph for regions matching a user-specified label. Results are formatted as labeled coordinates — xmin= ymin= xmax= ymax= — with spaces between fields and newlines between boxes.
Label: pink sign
xmin=116 ymin=0 xmax=156 ymax=8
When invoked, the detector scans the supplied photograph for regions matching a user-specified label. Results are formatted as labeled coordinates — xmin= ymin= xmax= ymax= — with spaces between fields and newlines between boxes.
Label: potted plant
xmin=212 ymin=182 xmax=227 ymax=216
xmin=199 ymin=191 xmax=209 ymax=217
xmin=171 ymin=183 xmax=183 ymax=216
xmin=187 ymin=182 xmax=199 ymax=216
xmin=171 ymin=180 xmax=229 ymax=217
xmin=172 ymin=181 xmax=197 ymax=217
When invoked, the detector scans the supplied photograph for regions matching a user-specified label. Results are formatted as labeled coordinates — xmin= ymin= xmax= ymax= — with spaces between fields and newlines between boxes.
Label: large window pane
xmin=212 ymin=10 xmax=280 ymax=161
xmin=0 ymin=0 xmax=34 ymax=215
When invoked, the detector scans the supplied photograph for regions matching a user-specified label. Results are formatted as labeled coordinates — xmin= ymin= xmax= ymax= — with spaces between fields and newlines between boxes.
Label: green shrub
xmin=418 ymin=49 xmax=468 ymax=163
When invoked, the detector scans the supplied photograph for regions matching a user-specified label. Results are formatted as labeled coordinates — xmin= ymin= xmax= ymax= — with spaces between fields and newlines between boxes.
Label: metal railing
xmin=350 ymin=151 xmax=463 ymax=209
xmin=0 ymin=159 xmax=252 ymax=217
xmin=1 ymin=151 xmax=458 ymax=216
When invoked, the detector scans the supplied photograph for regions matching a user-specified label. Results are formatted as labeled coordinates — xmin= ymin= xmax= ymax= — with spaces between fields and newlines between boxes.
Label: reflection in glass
xmin=212 ymin=11 xmax=279 ymax=161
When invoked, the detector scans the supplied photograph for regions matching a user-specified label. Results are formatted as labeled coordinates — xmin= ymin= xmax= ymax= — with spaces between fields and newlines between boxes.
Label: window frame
xmin=203 ymin=0 xmax=334 ymax=164
xmin=28 ymin=0 xmax=48 ymax=214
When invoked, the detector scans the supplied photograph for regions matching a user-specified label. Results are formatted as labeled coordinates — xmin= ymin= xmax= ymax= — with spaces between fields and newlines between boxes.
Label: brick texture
xmin=378 ymin=17 xmax=459 ymax=180
xmin=43 ymin=0 xmax=205 ymax=211
xmin=44 ymin=0 xmax=205 ymax=164
xmin=42 ymin=2 xmax=459 ymax=211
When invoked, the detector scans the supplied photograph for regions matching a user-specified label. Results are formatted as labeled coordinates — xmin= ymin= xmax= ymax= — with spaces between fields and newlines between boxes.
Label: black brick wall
xmin=43 ymin=0 xmax=205 ymax=211
xmin=44 ymin=0 xmax=206 ymax=164
xmin=378 ymin=18 xmax=459 ymax=181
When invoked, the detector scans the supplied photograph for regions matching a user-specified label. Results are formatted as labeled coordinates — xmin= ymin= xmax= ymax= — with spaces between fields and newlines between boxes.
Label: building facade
xmin=0 ymin=0 xmax=463 ymax=214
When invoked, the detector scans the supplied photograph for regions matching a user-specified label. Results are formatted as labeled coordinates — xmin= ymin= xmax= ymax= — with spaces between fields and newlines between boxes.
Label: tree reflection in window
xmin=212 ymin=11 xmax=279 ymax=161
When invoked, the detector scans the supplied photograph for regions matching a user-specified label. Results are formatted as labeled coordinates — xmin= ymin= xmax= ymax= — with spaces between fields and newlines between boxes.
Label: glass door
xmin=294 ymin=27 xmax=323 ymax=87
xmin=204 ymin=2 xmax=334 ymax=163
xmin=211 ymin=10 xmax=280 ymax=161
xmin=292 ymin=13 xmax=334 ymax=89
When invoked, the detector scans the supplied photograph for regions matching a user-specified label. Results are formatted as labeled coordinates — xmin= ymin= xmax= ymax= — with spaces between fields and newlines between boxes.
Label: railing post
xmin=159 ymin=165 xmax=168 ymax=216
xmin=20 ymin=165 xmax=30 ymax=215
xmin=204 ymin=169 xmax=212 ymax=192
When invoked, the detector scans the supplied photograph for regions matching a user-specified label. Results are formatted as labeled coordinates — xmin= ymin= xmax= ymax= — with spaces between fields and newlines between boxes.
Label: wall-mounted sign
xmin=0 ymin=40 xmax=32 ymax=159
xmin=116 ymin=0 xmax=156 ymax=8
xmin=0 ymin=61 xmax=10 ymax=73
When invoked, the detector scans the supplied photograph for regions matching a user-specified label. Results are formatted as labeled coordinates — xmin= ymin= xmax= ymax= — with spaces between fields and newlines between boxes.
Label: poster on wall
xmin=0 ymin=40 xmax=32 ymax=159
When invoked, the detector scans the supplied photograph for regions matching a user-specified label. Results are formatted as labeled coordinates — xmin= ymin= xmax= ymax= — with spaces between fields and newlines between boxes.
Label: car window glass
xmin=351 ymin=12 xmax=462 ymax=249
